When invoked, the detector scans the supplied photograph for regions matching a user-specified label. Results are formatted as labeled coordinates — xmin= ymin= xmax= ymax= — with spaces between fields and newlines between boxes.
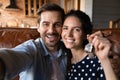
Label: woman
xmin=62 ymin=10 xmax=117 ymax=80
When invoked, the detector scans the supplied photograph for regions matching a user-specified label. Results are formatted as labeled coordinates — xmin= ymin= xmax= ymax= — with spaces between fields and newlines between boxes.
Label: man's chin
xmin=47 ymin=38 xmax=59 ymax=43
xmin=46 ymin=41 xmax=58 ymax=46
xmin=47 ymin=37 xmax=58 ymax=42
xmin=46 ymin=43 xmax=58 ymax=48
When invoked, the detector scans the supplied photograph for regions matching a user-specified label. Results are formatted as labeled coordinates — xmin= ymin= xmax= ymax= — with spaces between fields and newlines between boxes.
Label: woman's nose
xmin=67 ymin=30 xmax=73 ymax=37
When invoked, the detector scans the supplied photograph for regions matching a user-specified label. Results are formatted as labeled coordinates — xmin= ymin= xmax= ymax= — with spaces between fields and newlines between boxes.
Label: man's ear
xmin=37 ymin=24 xmax=40 ymax=32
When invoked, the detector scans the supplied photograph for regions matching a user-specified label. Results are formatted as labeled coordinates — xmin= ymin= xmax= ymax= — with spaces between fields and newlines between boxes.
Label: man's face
xmin=37 ymin=11 xmax=62 ymax=49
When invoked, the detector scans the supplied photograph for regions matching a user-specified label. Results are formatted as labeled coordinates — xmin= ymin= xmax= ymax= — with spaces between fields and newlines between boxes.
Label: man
xmin=0 ymin=3 xmax=68 ymax=80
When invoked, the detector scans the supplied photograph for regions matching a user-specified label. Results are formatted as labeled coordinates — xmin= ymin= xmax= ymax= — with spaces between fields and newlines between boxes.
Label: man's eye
xmin=43 ymin=23 xmax=49 ymax=26
xmin=54 ymin=23 xmax=62 ymax=27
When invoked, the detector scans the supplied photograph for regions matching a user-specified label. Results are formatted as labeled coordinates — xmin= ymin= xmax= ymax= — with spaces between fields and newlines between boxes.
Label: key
xmin=84 ymin=43 xmax=95 ymax=59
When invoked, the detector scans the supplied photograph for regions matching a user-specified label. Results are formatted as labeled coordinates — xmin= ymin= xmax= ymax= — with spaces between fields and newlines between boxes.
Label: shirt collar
xmin=40 ymin=38 xmax=62 ymax=58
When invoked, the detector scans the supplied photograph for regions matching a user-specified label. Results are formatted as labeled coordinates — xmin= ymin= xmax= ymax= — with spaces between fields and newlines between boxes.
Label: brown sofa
xmin=0 ymin=28 xmax=40 ymax=80
xmin=0 ymin=28 xmax=120 ymax=79
xmin=98 ymin=28 xmax=120 ymax=79
xmin=0 ymin=28 xmax=39 ymax=48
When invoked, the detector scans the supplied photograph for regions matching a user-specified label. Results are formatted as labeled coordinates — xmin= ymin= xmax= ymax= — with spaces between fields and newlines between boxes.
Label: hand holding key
xmin=86 ymin=31 xmax=111 ymax=60
xmin=84 ymin=43 xmax=95 ymax=59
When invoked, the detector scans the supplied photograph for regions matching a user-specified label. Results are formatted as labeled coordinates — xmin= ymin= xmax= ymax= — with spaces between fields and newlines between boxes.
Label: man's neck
xmin=47 ymin=45 xmax=59 ymax=53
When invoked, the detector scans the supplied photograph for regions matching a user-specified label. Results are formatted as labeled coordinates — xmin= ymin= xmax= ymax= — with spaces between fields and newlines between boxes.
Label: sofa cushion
xmin=0 ymin=28 xmax=39 ymax=48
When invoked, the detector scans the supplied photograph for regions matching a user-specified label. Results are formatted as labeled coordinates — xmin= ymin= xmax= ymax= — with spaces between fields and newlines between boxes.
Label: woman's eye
xmin=62 ymin=27 xmax=68 ymax=30
xmin=74 ymin=28 xmax=81 ymax=32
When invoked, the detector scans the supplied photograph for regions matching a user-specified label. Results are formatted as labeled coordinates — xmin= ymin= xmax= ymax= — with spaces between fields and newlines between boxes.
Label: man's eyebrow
xmin=55 ymin=22 xmax=62 ymax=24
xmin=42 ymin=21 xmax=49 ymax=23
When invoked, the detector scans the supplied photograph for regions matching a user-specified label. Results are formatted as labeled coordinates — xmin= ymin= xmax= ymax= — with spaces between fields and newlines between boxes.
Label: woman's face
xmin=62 ymin=16 xmax=84 ymax=49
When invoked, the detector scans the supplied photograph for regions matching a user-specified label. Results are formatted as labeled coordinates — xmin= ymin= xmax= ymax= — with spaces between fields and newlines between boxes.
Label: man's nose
xmin=48 ymin=25 xmax=55 ymax=33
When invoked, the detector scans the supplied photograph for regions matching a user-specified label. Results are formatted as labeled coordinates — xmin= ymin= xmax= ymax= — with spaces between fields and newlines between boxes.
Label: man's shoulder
xmin=14 ymin=38 xmax=41 ymax=49
xmin=23 ymin=38 xmax=41 ymax=44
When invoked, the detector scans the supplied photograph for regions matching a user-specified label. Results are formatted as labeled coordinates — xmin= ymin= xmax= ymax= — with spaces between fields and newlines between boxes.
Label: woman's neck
xmin=71 ymin=48 xmax=87 ymax=64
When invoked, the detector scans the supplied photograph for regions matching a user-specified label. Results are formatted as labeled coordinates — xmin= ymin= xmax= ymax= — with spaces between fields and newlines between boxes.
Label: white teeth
xmin=47 ymin=35 xmax=54 ymax=38
xmin=66 ymin=39 xmax=74 ymax=43
xmin=47 ymin=35 xmax=56 ymax=41
xmin=47 ymin=35 xmax=55 ymax=38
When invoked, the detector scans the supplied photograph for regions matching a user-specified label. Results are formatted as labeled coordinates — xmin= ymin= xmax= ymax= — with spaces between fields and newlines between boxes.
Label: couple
xmin=0 ymin=3 xmax=117 ymax=80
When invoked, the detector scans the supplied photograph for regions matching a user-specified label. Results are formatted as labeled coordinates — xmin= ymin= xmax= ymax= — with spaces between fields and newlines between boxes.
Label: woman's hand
xmin=87 ymin=31 xmax=111 ymax=60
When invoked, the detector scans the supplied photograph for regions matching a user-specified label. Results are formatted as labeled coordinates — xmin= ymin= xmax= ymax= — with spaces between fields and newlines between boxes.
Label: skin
xmin=62 ymin=16 xmax=87 ymax=63
xmin=62 ymin=16 xmax=83 ymax=50
xmin=37 ymin=11 xmax=62 ymax=53
xmin=62 ymin=16 xmax=117 ymax=80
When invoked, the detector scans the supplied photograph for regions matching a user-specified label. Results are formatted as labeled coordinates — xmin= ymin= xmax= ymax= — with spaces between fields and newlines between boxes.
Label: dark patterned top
xmin=67 ymin=55 xmax=106 ymax=80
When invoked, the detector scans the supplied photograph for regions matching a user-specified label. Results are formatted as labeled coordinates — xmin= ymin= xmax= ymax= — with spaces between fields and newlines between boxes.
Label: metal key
xmin=84 ymin=43 xmax=95 ymax=59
